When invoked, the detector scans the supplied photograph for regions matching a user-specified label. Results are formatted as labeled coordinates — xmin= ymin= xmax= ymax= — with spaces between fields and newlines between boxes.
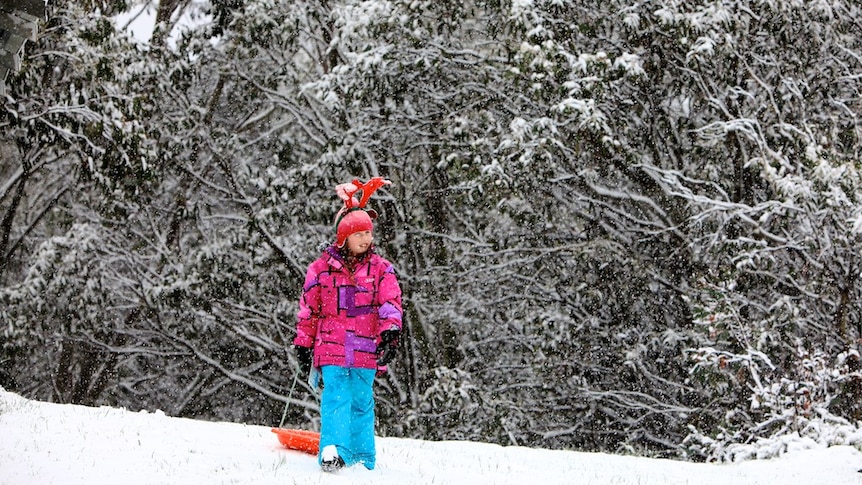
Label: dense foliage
xmin=2 ymin=0 xmax=861 ymax=461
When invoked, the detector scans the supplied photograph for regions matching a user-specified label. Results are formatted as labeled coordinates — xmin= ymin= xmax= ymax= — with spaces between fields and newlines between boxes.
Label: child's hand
xmin=376 ymin=329 xmax=400 ymax=366
xmin=295 ymin=345 xmax=313 ymax=376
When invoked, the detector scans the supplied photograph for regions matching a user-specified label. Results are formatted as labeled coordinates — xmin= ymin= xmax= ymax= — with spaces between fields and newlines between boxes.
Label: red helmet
xmin=333 ymin=177 xmax=390 ymax=247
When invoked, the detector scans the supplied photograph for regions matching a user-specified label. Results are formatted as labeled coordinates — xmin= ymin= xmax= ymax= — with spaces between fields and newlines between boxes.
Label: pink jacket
xmin=294 ymin=246 xmax=403 ymax=369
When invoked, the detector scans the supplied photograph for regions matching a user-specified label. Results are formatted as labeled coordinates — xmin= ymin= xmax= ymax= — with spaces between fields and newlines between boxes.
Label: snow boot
xmin=320 ymin=445 xmax=344 ymax=473
xmin=321 ymin=456 xmax=345 ymax=472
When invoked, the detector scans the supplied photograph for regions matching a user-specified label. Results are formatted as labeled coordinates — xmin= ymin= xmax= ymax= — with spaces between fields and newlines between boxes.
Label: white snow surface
xmin=1 ymin=389 xmax=861 ymax=485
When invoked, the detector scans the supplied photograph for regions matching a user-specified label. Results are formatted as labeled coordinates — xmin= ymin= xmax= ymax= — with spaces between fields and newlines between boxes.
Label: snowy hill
xmin=1 ymin=389 xmax=860 ymax=485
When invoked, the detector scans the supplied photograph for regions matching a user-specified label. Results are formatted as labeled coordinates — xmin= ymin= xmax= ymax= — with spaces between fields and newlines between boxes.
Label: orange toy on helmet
xmin=334 ymin=177 xmax=391 ymax=247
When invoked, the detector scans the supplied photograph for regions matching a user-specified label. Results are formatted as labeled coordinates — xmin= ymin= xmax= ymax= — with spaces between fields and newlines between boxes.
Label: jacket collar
xmin=323 ymin=245 xmax=374 ymax=269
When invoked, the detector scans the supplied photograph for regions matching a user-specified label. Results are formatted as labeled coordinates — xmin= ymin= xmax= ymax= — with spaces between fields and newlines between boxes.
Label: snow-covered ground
xmin=1 ymin=389 xmax=860 ymax=484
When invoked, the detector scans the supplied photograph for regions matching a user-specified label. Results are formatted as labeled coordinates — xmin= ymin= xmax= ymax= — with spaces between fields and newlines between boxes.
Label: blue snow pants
xmin=319 ymin=365 xmax=377 ymax=470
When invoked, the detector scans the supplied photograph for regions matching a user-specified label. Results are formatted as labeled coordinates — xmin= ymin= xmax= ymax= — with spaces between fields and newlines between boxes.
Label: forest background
xmin=2 ymin=0 xmax=861 ymax=463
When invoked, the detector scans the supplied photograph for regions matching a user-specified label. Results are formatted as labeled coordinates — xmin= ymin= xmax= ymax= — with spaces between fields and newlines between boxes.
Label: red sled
xmin=271 ymin=428 xmax=320 ymax=455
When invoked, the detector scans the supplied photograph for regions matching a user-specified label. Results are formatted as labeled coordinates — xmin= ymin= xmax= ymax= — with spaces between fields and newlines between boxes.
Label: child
xmin=293 ymin=177 xmax=403 ymax=472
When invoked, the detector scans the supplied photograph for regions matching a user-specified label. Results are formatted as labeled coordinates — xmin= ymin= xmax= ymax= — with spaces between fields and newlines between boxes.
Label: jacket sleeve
xmin=293 ymin=263 xmax=322 ymax=348
xmin=376 ymin=263 xmax=403 ymax=334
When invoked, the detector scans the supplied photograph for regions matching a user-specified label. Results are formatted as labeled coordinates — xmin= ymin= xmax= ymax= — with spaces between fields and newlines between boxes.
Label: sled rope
xmin=278 ymin=371 xmax=300 ymax=429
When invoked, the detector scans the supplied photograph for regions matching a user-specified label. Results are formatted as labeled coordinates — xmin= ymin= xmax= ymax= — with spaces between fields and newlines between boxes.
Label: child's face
xmin=346 ymin=230 xmax=373 ymax=255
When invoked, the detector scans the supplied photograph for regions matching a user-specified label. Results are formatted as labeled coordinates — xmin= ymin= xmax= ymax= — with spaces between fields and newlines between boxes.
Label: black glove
xmin=295 ymin=345 xmax=313 ymax=376
xmin=376 ymin=328 xmax=400 ymax=366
